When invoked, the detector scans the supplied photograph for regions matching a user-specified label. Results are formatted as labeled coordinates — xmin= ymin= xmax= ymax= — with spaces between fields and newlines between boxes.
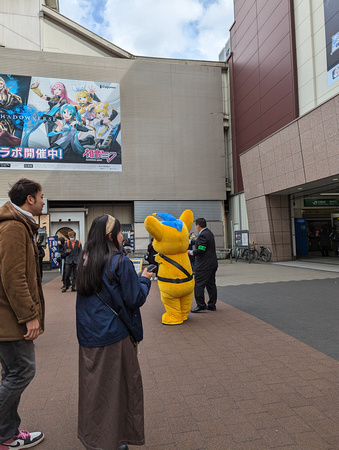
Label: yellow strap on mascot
xmin=144 ymin=210 xmax=195 ymax=325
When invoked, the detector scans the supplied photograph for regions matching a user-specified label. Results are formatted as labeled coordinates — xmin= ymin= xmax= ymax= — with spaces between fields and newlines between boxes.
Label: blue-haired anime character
xmin=47 ymin=103 xmax=89 ymax=157
xmin=30 ymin=79 xmax=77 ymax=144
xmin=21 ymin=102 xmax=62 ymax=148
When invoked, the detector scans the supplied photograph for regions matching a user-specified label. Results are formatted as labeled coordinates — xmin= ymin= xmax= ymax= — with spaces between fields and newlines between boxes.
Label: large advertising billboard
xmin=324 ymin=0 xmax=339 ymax=86
xmin=0 ymin=74 xmax=121 ymax=171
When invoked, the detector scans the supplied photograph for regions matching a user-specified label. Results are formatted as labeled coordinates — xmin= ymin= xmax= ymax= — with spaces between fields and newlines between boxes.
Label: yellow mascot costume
xmin=144 ymin=210 xmax=195 ymax=325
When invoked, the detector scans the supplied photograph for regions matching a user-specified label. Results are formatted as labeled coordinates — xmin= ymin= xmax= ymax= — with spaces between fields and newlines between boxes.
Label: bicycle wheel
xmin=241 ymin=249 xmax=248 ymax=260
xmin=243 ymin=249 xmax=256 ymax=260
xmin=260 ymin=247 xmax=271 ymax=262
xmin=235 ymin=248 xmax=242 ymax=260
xmin=240 ymin=249 xmax=246 ymax=260
xmin=253 ymin=249 xmax=260 ymax=260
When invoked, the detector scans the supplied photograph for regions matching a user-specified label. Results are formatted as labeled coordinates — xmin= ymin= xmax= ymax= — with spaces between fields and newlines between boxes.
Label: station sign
xmin=304 ymin=199 xmax=339 ymax=207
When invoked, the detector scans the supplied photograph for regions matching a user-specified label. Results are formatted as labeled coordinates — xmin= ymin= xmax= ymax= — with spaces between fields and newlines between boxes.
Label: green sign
xmin=304 ymin=199 xmax=339 ymax=207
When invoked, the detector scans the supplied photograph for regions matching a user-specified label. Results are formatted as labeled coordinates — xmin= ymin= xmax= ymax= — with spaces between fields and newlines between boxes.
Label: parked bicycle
xmin=242 ymin=243 xmax=272 ymax=262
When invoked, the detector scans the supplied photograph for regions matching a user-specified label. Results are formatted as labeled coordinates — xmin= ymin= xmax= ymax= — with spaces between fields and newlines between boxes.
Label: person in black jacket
xmin=62 ymin=231 xmax=82 ymax=292
xmin=319 ymin=226 xmax=330 ymax=257
xmin=188 ymin=232 xmax=196 ymax=270
xmin=36 ymin=237 xmax=45 ymax=279
xmin=188 ymin=218 xmax=218 ymax=312
xmin=76 ymin=214 xmax=152 ymax=450
xmin=147 ymin=238 xmax=158 ymax=279
xmin=57 ymin=236 xmax=66 ymax=289
xmin=329 ymin=227 xmax=339 ymax=256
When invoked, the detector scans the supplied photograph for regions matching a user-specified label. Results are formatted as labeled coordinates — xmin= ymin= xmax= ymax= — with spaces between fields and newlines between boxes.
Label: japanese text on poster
xmin=0 ymin=74 xmax=121 ymax=171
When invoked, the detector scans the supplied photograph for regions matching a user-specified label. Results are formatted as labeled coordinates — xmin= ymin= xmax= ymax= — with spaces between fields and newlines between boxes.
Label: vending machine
xmin=295 ymin=218 xmax=308 ymax=255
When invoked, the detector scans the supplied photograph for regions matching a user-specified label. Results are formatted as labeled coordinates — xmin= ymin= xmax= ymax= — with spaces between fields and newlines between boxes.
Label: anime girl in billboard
xmin=90 ymin=103 xmax=115 ymax=147
xmin=75 ymin=88 xmax=100 ymax=123
xmin=0 ymin=76 xmax=22 ymax=146
xmin=30 ymin=80 xmax=76 ymax=143
xmin=47 ymin=103 xmax=89 ymax=160
xmin=31 ymin=80 xmax=76 ymax=110
xmin=86 ymin=102 xmax=121 ymax=152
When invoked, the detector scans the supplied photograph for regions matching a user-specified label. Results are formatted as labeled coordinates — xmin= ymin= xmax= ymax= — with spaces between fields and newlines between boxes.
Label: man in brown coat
xmin=0 ymin=178 xmax=45 ymax=449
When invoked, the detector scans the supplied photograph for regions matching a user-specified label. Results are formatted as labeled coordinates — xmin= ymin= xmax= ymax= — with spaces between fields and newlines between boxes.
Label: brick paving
xmin=16 ymin=262 xmax=339 ymax=449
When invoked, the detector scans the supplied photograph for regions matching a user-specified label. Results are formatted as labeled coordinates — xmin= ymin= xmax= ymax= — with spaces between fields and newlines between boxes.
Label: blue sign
xmin=130 ymin=231 xmax=135 ymax=252
xmin=48 ymin=235 xmax=59 ymax=268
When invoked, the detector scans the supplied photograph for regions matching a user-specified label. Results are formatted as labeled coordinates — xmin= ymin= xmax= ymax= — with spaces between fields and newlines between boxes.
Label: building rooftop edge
xmin=42 ymin=5 xmax=225 ymax=67
xmin=42 ymin=5 xmax=134 ymax=59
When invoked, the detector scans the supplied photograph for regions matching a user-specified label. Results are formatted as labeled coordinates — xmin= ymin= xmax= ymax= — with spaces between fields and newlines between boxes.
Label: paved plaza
xmin=17 ymin=259 xmax=339 ymax=449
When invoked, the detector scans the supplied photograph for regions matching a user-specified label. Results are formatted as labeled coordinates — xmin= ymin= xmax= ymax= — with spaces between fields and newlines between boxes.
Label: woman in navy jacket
xmin=76 ymin=214 xmax=152 ymax=450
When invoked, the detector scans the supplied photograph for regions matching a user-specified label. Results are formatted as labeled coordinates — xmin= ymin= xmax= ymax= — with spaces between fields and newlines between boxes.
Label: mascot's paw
xmin=162 ymin=312 xmax=184 ymax=326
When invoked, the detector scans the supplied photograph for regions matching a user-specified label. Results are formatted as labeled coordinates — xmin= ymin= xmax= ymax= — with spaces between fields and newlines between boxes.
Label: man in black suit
xmin=188 ymin=218 xmax=218 ymax=312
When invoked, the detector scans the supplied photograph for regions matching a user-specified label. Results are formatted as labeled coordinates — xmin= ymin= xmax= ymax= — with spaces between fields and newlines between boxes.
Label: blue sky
xmin=58 ymin=0 xmax=234 ymax=61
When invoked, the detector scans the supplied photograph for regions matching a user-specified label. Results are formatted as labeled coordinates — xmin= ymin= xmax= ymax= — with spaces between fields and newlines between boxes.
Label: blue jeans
xmin=0 ymin=340 xmax=36 ymax=443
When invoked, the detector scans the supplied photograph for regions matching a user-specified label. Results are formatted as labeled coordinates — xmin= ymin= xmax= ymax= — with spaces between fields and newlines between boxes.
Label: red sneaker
xmin=1 ymin=430 xmax=44 ymax=449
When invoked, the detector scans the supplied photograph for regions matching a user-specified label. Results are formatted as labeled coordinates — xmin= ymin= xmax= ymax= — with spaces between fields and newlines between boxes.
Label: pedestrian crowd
xmin=0 ymin=178 xmax=218 ymax=450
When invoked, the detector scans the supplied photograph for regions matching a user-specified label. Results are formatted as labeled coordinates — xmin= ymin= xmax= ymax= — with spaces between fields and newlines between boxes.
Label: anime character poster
xmin=324 ymin=0 xmax=339 ymax=86
xmin=0 ymin=74 xmax=121 ymax=171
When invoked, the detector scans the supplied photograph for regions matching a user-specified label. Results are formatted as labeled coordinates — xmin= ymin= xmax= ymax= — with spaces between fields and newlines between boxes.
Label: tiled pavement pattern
xmin=16 ymin=261 xmax=339 ymax=449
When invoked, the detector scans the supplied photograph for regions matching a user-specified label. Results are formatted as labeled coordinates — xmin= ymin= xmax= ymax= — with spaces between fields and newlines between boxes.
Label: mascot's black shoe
xmin=207 ymin=306 xmax=217 ymax=311
xmin=191 ymin=305 xmax=207 ymax=313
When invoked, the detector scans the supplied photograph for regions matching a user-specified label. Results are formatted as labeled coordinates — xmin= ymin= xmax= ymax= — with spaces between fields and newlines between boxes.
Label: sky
xmin=58 ymin=0 xmax=234 ymax=61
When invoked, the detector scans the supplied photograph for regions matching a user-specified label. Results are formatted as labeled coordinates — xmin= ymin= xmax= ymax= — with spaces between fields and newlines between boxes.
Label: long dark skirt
xmin=78 ymin=336 xmax=144 ymax=450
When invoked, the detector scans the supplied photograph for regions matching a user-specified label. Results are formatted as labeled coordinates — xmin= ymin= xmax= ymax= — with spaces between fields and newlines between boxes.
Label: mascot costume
xmin=144 ymin=210 xmax=195 ymax=325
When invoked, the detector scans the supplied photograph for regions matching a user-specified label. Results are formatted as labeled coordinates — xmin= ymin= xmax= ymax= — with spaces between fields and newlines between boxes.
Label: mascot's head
xmin=144 ymin=210 xmax=194 ymax=255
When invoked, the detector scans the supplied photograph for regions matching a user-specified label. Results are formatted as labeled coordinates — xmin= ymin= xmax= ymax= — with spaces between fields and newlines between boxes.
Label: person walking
xmin=76 ymin=214 xmax=153 ymax=450
xmin=0 ymin=178 xmax=45 ymax=449
xmin=62 ymin=230 xmax=82 ymax=292
xmin=329 ymin=227 xmax=339 ymax=256
xmin=319 ymin=226 xmax=330 ymax=257
xmin=188 ymin=217 xmax=218 ymax=312
xmin=147 ymin=238 xmax=158 ymax=279
xmin=57 ymin=236 xmax=66 ymax=289
xmin=122 ymin=238 xmax=133 ymax=257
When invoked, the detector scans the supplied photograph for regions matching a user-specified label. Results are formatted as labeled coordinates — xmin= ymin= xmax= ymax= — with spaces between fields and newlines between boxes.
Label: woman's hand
xmin=141 ymin=268 xmax=153 ymax=280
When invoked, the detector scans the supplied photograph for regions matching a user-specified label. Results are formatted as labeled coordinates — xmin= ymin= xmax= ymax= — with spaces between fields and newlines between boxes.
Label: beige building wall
xmin=43 ymin=21 xmax=116 ymax=57
xmin=240 ymin=94 xmax=339 ymax=261
xmin=0 ymin=46 xmax=225 ymax=250
xmin=0 ymin=47 xmax=225 ymax=202
xmin=0 ymin=0 xmax=42 ymax=51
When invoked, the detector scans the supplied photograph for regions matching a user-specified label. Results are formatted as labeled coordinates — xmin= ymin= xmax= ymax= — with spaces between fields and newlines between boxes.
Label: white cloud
xmin=58 ymin=0 xmax=105 ymax=37
xmin=196 ymin=0 xmax=234 ymax=60
xmin=58 ymin=0 xmax=234 ymax=60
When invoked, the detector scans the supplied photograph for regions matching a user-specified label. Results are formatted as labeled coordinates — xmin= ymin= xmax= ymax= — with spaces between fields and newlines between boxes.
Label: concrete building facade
xmin=0 ymin=0 xmax=227 ymax=253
